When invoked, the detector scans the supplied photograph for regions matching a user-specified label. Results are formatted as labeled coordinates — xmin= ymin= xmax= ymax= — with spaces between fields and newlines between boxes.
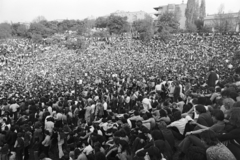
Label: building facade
xmin=111 ymin=11 xmax=152 ymax=23
xmin=204 ymin=13 xmax=240 ymax=32
xmin=153 ymin=3 xmax=187 ymax=29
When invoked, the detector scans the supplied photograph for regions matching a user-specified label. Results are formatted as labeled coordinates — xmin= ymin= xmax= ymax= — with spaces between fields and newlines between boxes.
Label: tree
xmin=156 ymin=12 xmax=180 ymax=33
xmin=199 ymin=0 xmax=206 ymax=20
xmin=83 ymin=18 xmax=95 ymax=29
xmin=29 ymin=23 xmax=53 ymax=38
xmin=132 ymin=14 xmax=154 ymax=41
xmin=95 ymin=17 xmax=108 ymax=28
xmin=0 ymin=23 xmax=12 ymax=39
xmin=40 ymin=20 xmax=58 ymax=34
xmin=31 ymin=34 xmax=42 ymax=42
xmin=107 ymin=15 xmax=130 ymax=35
xmin=16 ymin=24 xmax=28 ymax=37
xmin=212 ymin=4 xmax=236 ymax=32
xmin=185 ymin=0 xmax=198 ymax=31
xmin=174 ymin=5 xmax=182 ymax=22
xmin=33 ymin=16 xmax=47 ymax=23
xmin=195 ymin=19 xmax=204 ymax=31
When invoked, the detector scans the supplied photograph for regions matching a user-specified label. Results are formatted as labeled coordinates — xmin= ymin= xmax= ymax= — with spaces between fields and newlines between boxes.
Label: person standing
xmin=41 ymin=130 xmax=51 ymax=157
xmin=206 ymin=67 xmax=218 ymax=88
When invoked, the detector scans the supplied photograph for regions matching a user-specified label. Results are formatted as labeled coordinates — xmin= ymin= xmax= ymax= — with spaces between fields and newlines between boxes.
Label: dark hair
xmin=151 ymin=130 xmax=164 ymax=141
xmin=192 ymin=98 xmax=198 ymax=104
xmin=211 ymin=109 xmax=224 ymax=121
xmin=200 ymin=130 xmax=219 ymax=146
xmin=195 ymin=105 xmax=206 ymax=114
xmin=95 ymin=152 xmax=106 ymax=160
xmin=172 ymin=111 xmax=181 ymax=121
xmin=134 ymin=111 xmax=139 ymax=116
xmin=186 ymin=146 xmax=207 ymax=160
xmin=216 ymin=87 xmax=221 ymax=93
xmin=160 ymin=109 xmax=167 ymax=117
xmin=232 ymin=101 xmax=240 ymax=108
xmin=229 ymin=107 xmax=240 ymax=127
xmin=44 ymin=130 xmax=50 ymax=135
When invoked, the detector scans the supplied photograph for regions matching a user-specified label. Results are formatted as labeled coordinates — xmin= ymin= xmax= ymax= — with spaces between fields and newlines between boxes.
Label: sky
xmin=0 ymin=0 xmax=240 ymax=23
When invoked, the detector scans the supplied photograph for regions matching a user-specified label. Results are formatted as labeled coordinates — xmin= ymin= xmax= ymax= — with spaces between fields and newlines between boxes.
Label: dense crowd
xmin=0 ymin=32 xmax=240 ymax=160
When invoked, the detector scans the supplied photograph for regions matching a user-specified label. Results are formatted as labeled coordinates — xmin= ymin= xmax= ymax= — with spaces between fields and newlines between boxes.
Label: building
xmin=153 ymin=2 xmax=187 ymax=29
xmin=204 ymin=13 xmax=240 ymax=32
xmin=111 ymin=11 xmax=151 ymax=23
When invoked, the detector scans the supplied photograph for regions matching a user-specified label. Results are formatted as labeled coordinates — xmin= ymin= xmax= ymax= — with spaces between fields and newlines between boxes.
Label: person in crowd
xmin=0 ymin=32 xmax=239 ymax=160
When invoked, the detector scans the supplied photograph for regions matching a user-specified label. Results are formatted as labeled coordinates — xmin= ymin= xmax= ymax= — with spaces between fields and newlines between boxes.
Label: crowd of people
xmin=0 ymin=32 xmax=239 ymax=160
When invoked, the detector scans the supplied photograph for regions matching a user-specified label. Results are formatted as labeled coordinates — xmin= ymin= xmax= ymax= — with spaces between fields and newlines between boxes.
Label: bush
xmin=186 ymin=23 xmax=197 ymax=32
xmin=0 ymin=23 xmax=12 ymax=39
xmin=31 ymin=34 xmax=43 ymax=42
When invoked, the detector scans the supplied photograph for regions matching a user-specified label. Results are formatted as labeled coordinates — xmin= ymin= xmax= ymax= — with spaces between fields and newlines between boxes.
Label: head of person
xmin=195 ymin=105 xmax=207 ymax=114
xmin=159 ymin=109 xmax=167 ymax=117
xmin=223 ymin=98 xmax=235 ymax=110
xmin=229 ymin=107 xmax=240 ymax=127
xmin=211 ymin=109 xmax=224 ymax=123
xmin=200 ymin=130 xmax=219 ymax=147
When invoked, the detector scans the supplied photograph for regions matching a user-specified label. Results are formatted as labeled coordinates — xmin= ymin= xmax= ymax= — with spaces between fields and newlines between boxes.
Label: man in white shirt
xmin=9 ymin=101 xmax=20 ymax=121
xmin=167 ymin=115 xmax=193 ymax=135
xmin=142 ymin=97 xmax=152 ymax=112
xmin=45 ymin=118 xmax=54 ymax=134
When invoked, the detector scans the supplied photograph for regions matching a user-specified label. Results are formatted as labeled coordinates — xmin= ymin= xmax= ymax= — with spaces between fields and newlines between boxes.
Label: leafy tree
xmin=31 ymin=34 xmax=42 ymax=42
xmin=29 ymin=23 xmax=53 ymax=38
xmin=199 ymin=25 xmax=212 ymax=33
xmin=195 ymin=19 xmax=204 ymax=31
xmin=0 ymin=23 xmax=12 ymax=39
xmin=212 ymin=5 xmax=236 ymax=32
xmin=174 ymin=5 xmax=182 ymax=22
xmin=132 ymin=14 xmax=154 ymax=41
xmin=16 ymin=24 xmax=28 ymax=37
xmin=157 ymin=28 xmax=172 ymax=43
xmin=156 ymin=12 xmax=180 ymax=33
xmin=199 ymin=0 xmax=206 ymax=20
xmin=33 ymin=16 xmax=47 ymax=23
xmin=185 ymin=0 xmax=198 ymax=31
xmin=95 ymin=17 xmax=108 ymax=28
xmin=83 ymin=18 xmax=95 ymax=29
xmin=58 ymin=20 xmax=72 ymax=32
xmin=41 ymin=20 xmax=58 ymax=34
xmin=107 ymin=15 xmax=130 ymax=35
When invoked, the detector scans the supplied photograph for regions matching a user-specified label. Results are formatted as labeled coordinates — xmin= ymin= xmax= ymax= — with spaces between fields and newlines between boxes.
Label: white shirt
xmin=45 ymin=121 xmax=54 ymax=133
xmin=47 ymin=106 xmax=53 ymax=115
xmin=91 ymin=104 xmax=95 ymax=114
xmin=9 ymin=103 xmax=19 ymax=112
xmin=103 ymin=102 xmax=108 ymax=111
xmin=168 ymin=115 xmax=193 ymax=135
xmin=155 ymin=84 xmax=162 ymax=91
xmin=142 ymin=98 xmax=152 ymax=111
xmin=56 ymin=113 xmax=63 ymax=121
xmin=125 ymin=96 xmax=130 ymax=103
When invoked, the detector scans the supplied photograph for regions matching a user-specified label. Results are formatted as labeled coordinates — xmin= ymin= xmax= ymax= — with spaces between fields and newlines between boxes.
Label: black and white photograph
xmin=0 ymin=0 xmax=240 ymax=160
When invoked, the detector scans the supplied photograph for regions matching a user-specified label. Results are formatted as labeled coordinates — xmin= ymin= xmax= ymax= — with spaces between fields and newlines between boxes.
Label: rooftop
xmin=204 ymin=12 xmax=239 ymax=20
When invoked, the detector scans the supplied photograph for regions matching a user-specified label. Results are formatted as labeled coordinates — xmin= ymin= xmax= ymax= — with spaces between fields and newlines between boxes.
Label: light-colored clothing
xmin=42 ymin=135 xmax=51 ymax=147
xmin=45 ymin=121 xmax=54 ymax=133
xmin=168 ymin=115 xmax=193 ymax=135
xmin=206 ymin=143 xmax=236 ymax=160
xmin=142 ymin=98 xmax=152 ymax=111
xmin=9 ymin=103 xmax=19 ymax=112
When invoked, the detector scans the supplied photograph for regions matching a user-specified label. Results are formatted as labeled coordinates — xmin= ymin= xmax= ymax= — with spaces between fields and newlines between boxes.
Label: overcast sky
xmin=0 ymin=0 xmax=240 ymax=23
